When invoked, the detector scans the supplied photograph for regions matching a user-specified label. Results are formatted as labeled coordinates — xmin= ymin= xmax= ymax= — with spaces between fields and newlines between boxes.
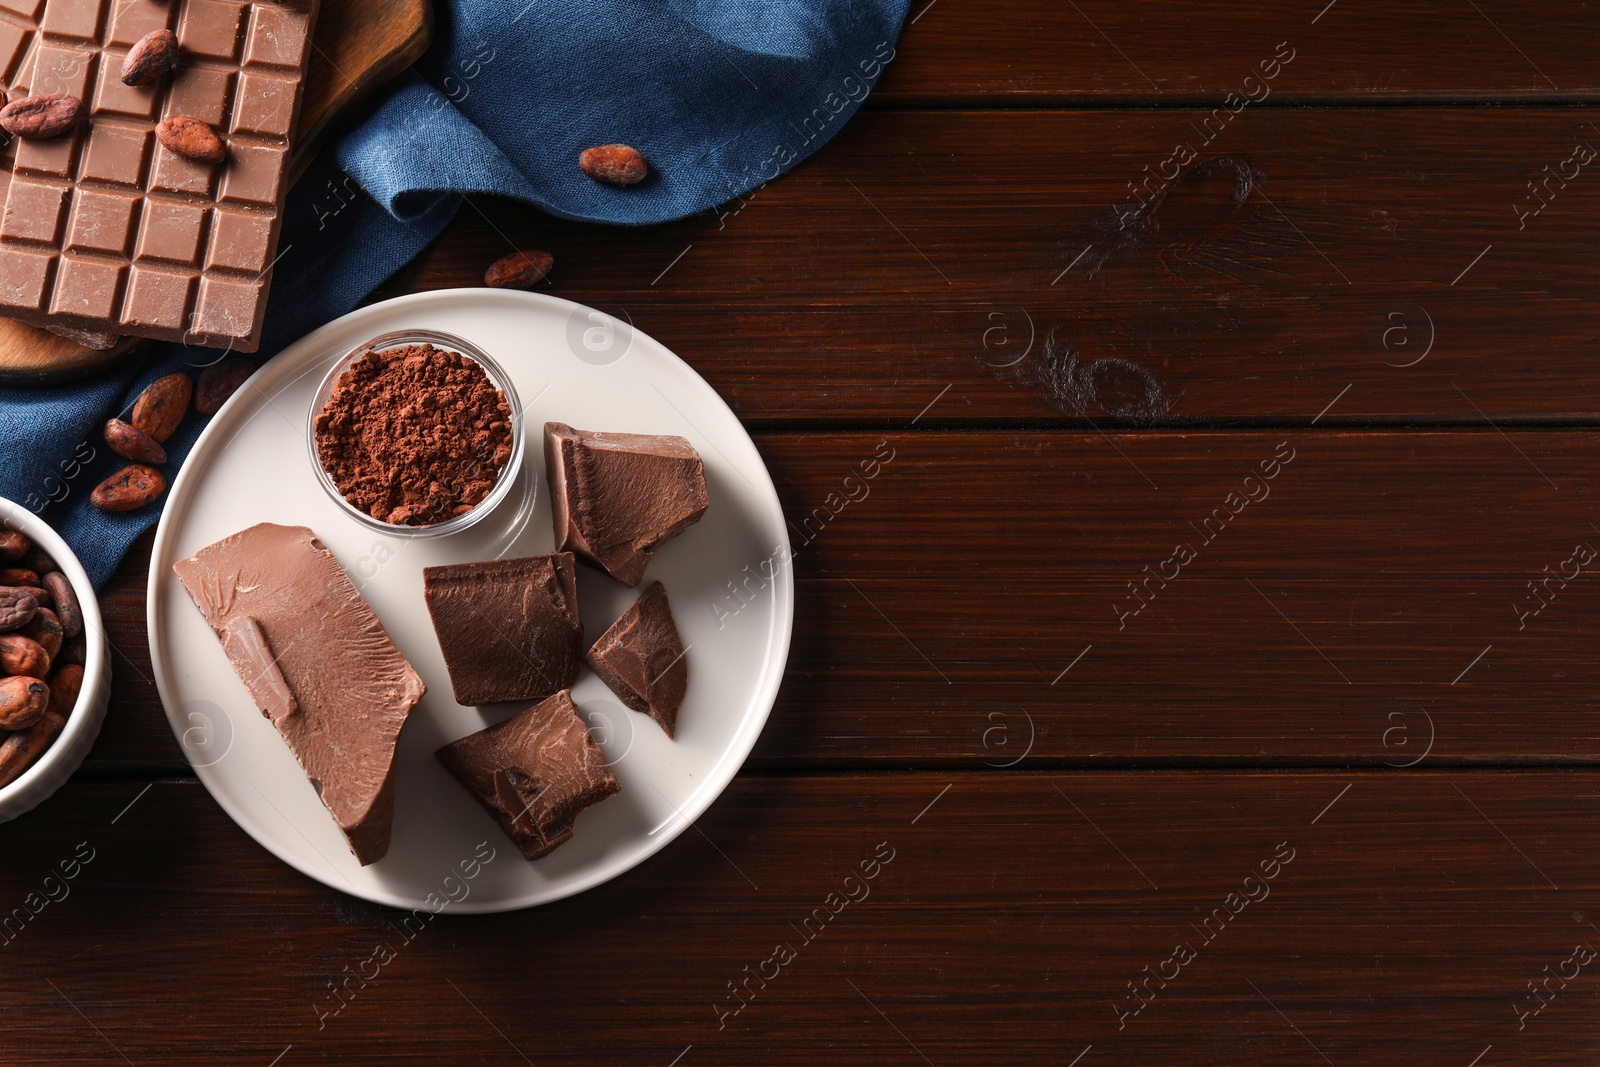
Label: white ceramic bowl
xmin=0 ymin=497 xmax=110 ymax=822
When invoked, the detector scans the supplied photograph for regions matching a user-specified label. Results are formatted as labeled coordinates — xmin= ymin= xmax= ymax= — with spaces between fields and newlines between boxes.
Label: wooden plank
xmin=877 ymin=0 xmax=1599 ymax=104
xmin=83 ymin=431 xmax=1600 ymax=770
xmin=2 ymin=772 xmax=1597 ymax=1064
xmin=0 ymin=0 xmax=432 ymax=386
xmin=379 ymin=108 xmax=1600 ymax=424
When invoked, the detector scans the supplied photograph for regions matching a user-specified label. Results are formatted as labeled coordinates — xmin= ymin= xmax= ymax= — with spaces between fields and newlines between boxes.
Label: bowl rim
xmin=0 ymin=497 xmax=105 ymax=802
xmin=304 ymin=328 xmax=526 ymax=539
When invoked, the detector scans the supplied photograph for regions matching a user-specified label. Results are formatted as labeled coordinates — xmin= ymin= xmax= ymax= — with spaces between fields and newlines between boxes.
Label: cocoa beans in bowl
xmin=0 ymin=498 xmax=109 ymax=822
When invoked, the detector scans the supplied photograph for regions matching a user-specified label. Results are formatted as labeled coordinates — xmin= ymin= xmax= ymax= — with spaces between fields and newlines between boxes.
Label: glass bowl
xmin=306 ymin=329 xmax=525 ymax=539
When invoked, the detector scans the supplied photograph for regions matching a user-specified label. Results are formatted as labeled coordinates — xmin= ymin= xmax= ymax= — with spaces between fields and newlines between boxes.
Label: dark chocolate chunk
xmin=544 ymin=422 xmax=709 ymax=587
xmin=422 ymin=553 xmax=583 ymax=705
xmin=586 ymin=581 xmax=687 ymax=739
xmin=435 ymin=689 xmax=620 ymax=861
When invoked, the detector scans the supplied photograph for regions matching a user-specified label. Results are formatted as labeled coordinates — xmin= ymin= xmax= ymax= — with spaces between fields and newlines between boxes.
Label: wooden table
xmin=9 ymin=3 xmax=1600 ymax=1062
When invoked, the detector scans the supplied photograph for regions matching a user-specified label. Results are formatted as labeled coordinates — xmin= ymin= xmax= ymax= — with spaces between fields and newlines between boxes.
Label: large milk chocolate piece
xmin=435 ymin=689 xmax=620 ymax=861
xmin=586 ymin=581 xmax=687 ymax=740
xmin=422 ymin=553 xmax=583 ymax=706
xmin=174 ymin=523 xmax=424 ymax=865
xmin=545 ymin=422 xmax=709 ymax=587
xmin=0 ymin=0 xmax=318 ymax=350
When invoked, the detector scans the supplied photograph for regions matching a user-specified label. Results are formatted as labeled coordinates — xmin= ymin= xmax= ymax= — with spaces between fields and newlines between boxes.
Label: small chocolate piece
xmin=175 ymin=523 xmax=425 ymax=865
xmin=545 ymin=422 xmax=709 ymax=586
xmin=435 ymin=690 xmax=620 ymax=860
xmin=422 ymin=554 xmax=582 ymax=705
xmin=586 ymin=582 xmax=687 ymax=739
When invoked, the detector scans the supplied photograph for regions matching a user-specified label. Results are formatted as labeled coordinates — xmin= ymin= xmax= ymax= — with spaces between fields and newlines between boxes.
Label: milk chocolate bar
xmin=174 ymin=523 xmax=425 ymax=865
xmin=0 ymin=0 xmax=317 ymax=351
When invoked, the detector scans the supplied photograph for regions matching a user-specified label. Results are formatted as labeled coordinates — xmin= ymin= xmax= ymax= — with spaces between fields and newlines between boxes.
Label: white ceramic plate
xmin=147 ymin=289 xmax=793 ymax=912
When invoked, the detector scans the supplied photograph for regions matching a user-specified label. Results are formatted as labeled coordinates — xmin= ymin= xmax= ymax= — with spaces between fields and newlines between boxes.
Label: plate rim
xmin=145 ymin=287 xmax=794 ymax=913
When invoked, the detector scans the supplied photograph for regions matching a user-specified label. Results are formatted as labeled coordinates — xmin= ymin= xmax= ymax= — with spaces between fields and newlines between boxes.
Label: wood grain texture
xmin=374 ymin=108 xmax=1600 ymax=424
xmin=1 ymin=773 xmax=1597 ymax=1064
xmin=81 ymin=431 xmax=1600 ymax=771
xmin=0 ymin=0 xmax=431 ymax=386
xmin=877 ymin=0 xmax=1598 ymax=104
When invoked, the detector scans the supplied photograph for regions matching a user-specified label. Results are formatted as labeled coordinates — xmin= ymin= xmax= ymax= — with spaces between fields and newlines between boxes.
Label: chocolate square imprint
xmin=0 ymin=0 xmax=316 ymax=351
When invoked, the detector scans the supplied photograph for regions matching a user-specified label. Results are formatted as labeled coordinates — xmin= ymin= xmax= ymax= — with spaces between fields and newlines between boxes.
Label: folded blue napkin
xmin=0 ymin=0 xmax=908 ymax=587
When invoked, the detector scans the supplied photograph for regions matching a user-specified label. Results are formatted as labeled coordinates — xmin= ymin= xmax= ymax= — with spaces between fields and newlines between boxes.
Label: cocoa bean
xmin=90 ymin=465 xmax=166 ymax=512
xmin=47 ymin=664 xmax=82 ymax=718
xmin=130 ymin=371 xmax=192 ymax=443
xmin=155 ymin=115 xmax=224 ymax=164
xmin=58 ymin=635 xmax=84 ymax=667
xmin=42 ymin=572 xmax=80 ymax=638
xmin=579 ymin=144 xmax=648 ymax=186
xmin=0 ymin=634 xmax=49 ymax=678
xmin=17 ymin=547 xmax=54 ymax=575
xmin=196 ymin=358 xmax=253 ymax=415
xmin=0 ymin=587 xmax=37 ymax=633
xmin=22 ymin=608 xmax=61 ymax=660
xmin=0 ymin=710 xmax=64 ymax=788
xmin=104 ymin=418 xmax=167 ymax=464
xmin=120 ymin=28 xmax=179 ymax=87
xmin=0 ymin=568 xmax=38 ymax=587
xmin=0 ymin=530 xmax=28 ymax=562
xmin=0 ymin=676 xmax=47 ymax=730
xmin=484 ymin=250 xmax=554 ymax=289
xmin=0 ymin=94 xmax=83 ymax=140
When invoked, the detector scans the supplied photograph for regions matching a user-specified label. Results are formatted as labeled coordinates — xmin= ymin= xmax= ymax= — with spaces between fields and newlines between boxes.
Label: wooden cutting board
xmin=0 ymin=0 xmax=432 ymax=387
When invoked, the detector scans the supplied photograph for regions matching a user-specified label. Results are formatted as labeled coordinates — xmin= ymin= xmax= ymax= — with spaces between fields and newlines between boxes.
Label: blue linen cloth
xmin=0 ymin=0 xmax=908 ymax=587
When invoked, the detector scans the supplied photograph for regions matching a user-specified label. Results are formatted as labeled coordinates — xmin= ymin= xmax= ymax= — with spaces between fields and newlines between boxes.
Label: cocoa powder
xmin=315 ymin=343 xmax=513 ymax=526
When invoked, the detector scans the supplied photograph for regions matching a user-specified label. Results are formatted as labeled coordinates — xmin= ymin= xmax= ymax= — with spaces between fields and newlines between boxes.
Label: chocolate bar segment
xmin=586 ymin=581 xmax=688 ymax=739
xmin=0 ymin=0 xmax=317 ymax=351
xmin=174 ymin=523 xmax=424 ymax=866
xmin=435 ymin=690 xmax=621 ymax=861
xmin=545 ymin=422 xmax=710 ymax=587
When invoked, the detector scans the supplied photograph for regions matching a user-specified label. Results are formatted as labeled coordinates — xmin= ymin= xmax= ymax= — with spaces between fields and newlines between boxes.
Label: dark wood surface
xmin=12 ymin=2 xmax=1600 ymax=1063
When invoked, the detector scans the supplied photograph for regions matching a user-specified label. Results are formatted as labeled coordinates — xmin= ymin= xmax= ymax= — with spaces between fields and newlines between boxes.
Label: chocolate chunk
xmin=544 ymin=422 xmax=709 ymax=587
xmin=586 ymin=581 xmax=687 ymax=739
xmin=435 ymin=690 xmax=620 ymax=861
xmin=174 ymin=523 xmax=424 ymax=866
xmin=0 ymin=0 xmax=318 ymax=351
xmin=422 ymin=554 xmax=583 ymax=706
